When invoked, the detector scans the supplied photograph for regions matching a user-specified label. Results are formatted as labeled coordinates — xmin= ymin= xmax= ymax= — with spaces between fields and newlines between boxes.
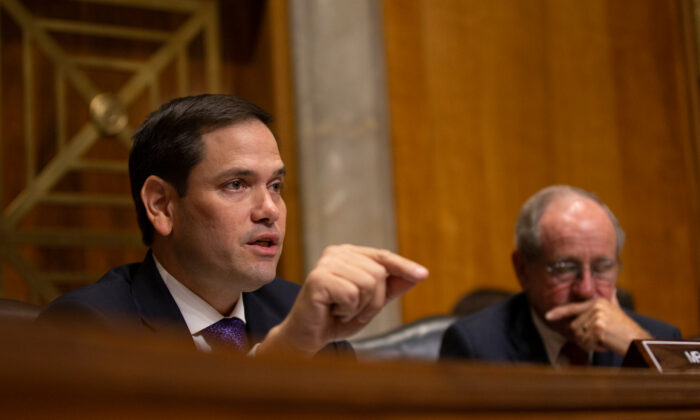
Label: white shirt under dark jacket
xmin=154 ymin=257 xmax=246 ymax=353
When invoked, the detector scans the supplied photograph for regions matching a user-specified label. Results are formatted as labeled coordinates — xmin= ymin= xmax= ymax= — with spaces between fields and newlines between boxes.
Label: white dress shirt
xmin=154 ymin=256 xmax=245 ymax=352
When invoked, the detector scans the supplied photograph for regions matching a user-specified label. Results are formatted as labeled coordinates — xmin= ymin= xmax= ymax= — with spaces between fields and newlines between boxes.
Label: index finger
xmin=611 ymin=288 xmax=620 ymax=308
xmin=545 ymin=300 xmax=594 ymax=322
xmin=353 ymin=245 xmax=429 ymax=283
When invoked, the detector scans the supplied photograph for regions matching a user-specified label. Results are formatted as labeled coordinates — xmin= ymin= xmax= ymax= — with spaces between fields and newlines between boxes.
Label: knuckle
xmin=375 ymin=248 xmax=392 ymax=263
xmin=305 ymin=267 xmax=324 ymax=284
xmin=368 ymin=298 xmax=384 ymax=312
xmin=322 ymin=245 xmax=341 ymax=256
xmin=370 ymin=264 xmax=388 ymax=280
xmin=358 ymin=273 xmax=379 ymax=294
xmin=336 ymin=243 xmax=354 ymax=253
xmin=592 ymin=319 xmax=604 ymax=331
xmin=337 ymin=290 xmax=359 ymax=309
xmin=322 ymin=244 xmax=356 ymax=259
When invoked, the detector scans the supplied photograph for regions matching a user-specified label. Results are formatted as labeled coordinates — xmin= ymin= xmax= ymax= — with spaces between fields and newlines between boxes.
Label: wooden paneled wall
xmin=383 ymin=0 xmax=700 ymax=336
xmin=0 ymin=0 xmax=302 ymax=303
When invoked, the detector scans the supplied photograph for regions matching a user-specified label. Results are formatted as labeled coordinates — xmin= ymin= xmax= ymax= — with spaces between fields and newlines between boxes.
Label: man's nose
xmin=572 ymin=267 xmax=596 ymax=299
xmin=251 ymin=188 xmax=280 ymax=224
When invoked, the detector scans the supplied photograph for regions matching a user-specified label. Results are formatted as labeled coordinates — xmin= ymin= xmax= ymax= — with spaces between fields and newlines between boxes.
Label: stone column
xmin=289 ymin=0 xmax=399 ymax=337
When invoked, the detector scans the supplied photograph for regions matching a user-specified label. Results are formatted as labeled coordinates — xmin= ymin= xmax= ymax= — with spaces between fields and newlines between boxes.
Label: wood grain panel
xmin=2 ymin=323 xmax=700 ymax=419
xmin=0 ymin=0 xmax=303 ymax=302
xmin=383 ymin=0 xmax=700 ymax=336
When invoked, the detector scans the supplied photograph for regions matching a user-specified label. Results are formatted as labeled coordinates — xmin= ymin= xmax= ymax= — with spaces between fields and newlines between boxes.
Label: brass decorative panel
xmin=0 ymin=0 xmax=221 ymax=302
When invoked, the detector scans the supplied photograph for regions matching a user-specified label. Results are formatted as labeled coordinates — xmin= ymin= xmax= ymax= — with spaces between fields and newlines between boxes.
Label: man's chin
xmin=239 ymin=270 xmax=277 ymax=292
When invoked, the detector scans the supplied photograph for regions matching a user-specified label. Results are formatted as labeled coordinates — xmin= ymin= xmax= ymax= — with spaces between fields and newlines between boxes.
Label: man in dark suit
xmin=440 ymin=185 xmax=680 ymax=366
xmin=39 ymin=94 xmax=429 ymax=357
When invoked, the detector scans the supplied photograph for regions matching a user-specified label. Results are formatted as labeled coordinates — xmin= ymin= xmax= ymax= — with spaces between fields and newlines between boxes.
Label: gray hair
xmin=514 ymin=185 xmax=626 ymax=262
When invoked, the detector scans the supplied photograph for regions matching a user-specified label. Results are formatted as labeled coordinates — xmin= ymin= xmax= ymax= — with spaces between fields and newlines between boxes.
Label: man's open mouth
xmin=248 ymin=234 xmax=278 ymax=248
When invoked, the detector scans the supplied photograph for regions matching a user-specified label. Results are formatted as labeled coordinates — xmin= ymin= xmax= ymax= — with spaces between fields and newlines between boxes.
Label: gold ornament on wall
xmin=0 ymin=0 xmax=222 ymax=302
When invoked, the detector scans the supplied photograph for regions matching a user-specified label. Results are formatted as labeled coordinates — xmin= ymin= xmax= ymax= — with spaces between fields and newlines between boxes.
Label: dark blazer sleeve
xmin=37 ymin=295 xmax=114 ymax=331
xmin=36 ymin=263 xmax=141 ymax=329
xmin=37 ymin=255 xmax=191 ymax=341
xmin=440 ymin=323 xmax=475 ymax=360
xmin=439 ymin=293 xmax=550 ymax=364
xmin=630 ymin=311 xmax=682 ymax=340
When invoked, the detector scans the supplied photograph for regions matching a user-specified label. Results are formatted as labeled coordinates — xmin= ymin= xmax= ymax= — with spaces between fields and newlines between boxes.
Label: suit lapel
xmin=243 ymin=291 xmax=277 ymax=344
xmin=508 ymin=293 xmax=550 ymax=364
xmin=242 ymin=278 xmax=299 ymax=345
xmin=130 ymin=251 xmax=192 ymax=342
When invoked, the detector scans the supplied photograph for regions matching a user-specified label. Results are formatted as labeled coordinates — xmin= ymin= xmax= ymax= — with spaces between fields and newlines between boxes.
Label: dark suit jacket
xmin=38 ymin=251 xmax=349 ymax=354
xmin=439 ymin=292 xmax=681 ymax=366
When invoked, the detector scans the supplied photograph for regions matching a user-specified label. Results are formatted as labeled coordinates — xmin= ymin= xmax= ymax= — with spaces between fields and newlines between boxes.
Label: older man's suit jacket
xmin=39 ymin=251 xmax=346 ymax=352
xmin=439 ymin=292 xmax=681 ymax=366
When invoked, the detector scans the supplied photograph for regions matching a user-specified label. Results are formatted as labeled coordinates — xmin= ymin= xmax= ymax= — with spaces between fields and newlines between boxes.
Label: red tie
xmin=561 ymin=341 xmax=588 ymax=366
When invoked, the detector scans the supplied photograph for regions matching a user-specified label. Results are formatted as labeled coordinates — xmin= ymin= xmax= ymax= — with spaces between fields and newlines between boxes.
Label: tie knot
xmin=561 ymin=341 xmax=589 ymax=366
xmin=201 ymin=317 xmax=247 ymax=352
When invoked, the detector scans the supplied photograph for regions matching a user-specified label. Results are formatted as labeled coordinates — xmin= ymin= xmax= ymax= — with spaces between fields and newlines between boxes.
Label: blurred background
xmin=0 ymin=0 xmax=697 ymax=338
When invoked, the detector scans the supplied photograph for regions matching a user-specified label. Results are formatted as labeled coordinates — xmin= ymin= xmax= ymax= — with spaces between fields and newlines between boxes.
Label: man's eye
xmin=592 ymin=260 xmax=615 ymax=274
xmin=547 ymin=261 xmax=579 ymax=275
xmin=229 ymin=180 xmax=244 ymax=190
xmin=269 ymin=182 xmax=283 ymax=193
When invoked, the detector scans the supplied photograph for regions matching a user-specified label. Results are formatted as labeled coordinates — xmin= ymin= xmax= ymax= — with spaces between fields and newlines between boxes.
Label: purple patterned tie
xmin=201 ymin=318 xmax=247 ymax=352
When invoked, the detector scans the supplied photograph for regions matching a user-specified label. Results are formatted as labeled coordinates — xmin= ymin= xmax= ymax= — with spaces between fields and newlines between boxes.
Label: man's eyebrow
xmin=551 ymin=256 xmax=578 ymax=262
xmin=218 ymin=166 xmax=286 ymax=179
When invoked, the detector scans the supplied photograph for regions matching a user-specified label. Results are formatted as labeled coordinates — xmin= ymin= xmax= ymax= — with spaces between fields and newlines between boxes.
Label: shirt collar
xmin=529 ymin=305 xmax=567 ymax=365
xmin=153 ymin=255 xmax=245 ymax=336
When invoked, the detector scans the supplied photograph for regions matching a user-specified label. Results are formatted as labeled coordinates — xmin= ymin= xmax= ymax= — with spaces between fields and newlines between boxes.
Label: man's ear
xmin=511 ymin=250 xmax=529 ymax=289
xmin=141 ymin=175 xmax=176 ymax=237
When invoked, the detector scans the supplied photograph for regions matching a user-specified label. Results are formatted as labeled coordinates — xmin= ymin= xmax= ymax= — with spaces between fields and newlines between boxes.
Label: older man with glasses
xmin=440 ymin=185 xmax=680 ymax=367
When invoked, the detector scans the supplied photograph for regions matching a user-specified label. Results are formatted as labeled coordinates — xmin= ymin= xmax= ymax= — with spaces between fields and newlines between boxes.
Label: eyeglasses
xmin=544 ymin=258 xmax=620 ymax=284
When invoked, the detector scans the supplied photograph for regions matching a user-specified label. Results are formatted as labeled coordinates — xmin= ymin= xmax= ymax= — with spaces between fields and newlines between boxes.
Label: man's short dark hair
xmin=129 ymin=94 xmax=273 ymax=245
